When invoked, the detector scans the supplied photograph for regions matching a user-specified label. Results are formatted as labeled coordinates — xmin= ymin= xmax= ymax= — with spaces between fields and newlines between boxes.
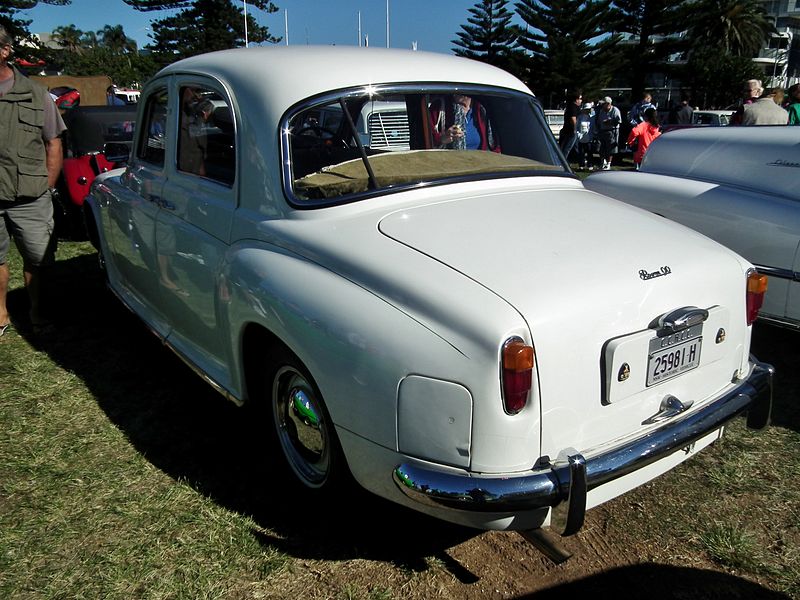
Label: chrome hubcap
xmin=272 ymin=366 xmax=330 ymax=487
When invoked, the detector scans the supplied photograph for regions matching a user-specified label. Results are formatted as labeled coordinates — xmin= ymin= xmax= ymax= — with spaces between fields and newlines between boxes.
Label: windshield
xmin=282 ymin=85 xmax=567 ymax=205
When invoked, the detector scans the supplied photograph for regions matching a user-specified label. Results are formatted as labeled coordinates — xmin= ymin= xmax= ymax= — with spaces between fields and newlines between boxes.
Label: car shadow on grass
xmin=7 ymin=253 xmax=482 ymax=580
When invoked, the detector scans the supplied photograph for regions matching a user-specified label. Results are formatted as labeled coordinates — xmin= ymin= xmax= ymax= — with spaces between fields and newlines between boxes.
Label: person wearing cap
xmin=596 ymin=96 xmax=621 ymax=170
xmin=0 ymin=25 xmax=66 ymax=335
xmin=575 ymin=101 xmax=595 ymax=170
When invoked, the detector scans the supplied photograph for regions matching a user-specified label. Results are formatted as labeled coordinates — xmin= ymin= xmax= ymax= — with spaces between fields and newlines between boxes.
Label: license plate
xmin=647 ymin=328 xmax=703 ymax=386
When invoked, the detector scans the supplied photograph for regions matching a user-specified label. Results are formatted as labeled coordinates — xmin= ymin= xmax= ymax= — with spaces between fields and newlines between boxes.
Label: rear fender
xmin=221 ymin=241 xmax=474 ymax=453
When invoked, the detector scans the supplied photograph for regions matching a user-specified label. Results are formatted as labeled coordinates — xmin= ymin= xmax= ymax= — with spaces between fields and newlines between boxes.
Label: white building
xmin=758 ymin=0 xmax=800 ymax=86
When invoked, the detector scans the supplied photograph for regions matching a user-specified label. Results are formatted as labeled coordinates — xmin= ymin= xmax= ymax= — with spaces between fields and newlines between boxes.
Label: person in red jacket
xmin=626 ymin=107 xmax=661 ymax=170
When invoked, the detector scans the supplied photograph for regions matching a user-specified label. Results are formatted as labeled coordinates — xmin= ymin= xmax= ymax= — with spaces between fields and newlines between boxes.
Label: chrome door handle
xmin=148 ymin=195 xmax=175 ymax=211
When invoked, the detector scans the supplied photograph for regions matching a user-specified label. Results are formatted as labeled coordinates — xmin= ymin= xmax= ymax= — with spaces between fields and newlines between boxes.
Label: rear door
xmin=155 ymin=77 xmax=237 ymax=387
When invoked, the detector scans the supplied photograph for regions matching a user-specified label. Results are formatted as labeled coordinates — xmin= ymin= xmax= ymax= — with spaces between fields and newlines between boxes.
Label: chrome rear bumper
xmin=393 ymin=359 xmax=773 ymax=535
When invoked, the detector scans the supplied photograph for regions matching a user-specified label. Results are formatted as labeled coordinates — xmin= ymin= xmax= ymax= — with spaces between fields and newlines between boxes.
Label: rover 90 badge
xmin=639 ymin=266 xmax=672 ymax=280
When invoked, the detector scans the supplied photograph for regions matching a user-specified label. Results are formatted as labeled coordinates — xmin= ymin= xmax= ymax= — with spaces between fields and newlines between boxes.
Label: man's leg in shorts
xmin=6 ymin=193 xmax=55 ymax=326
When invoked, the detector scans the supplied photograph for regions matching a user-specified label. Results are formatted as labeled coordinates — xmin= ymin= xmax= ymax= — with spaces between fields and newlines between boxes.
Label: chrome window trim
xmin=173 ymin=75 xmax=239 ymax=190
xmin=280 ymin=83 xmax=568 ymax=209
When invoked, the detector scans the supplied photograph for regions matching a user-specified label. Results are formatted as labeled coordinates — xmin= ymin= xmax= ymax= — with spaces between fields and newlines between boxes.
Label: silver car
xmin=585 ymin=125 xmax=799 ymax=330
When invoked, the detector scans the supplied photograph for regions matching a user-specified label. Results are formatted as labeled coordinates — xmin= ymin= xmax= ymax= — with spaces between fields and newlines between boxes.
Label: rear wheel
xmin=269 ymin=350 xmax=347 ymax=490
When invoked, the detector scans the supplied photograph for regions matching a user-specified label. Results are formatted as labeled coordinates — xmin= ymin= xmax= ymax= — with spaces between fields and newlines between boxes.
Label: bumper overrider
xmin=393 ymin=359 xmax=773 ymax=536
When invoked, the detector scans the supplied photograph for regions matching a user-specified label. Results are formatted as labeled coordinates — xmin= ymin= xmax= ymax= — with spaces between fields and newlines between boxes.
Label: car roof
xmin=156 ymin=46 xmax=533 ymax=116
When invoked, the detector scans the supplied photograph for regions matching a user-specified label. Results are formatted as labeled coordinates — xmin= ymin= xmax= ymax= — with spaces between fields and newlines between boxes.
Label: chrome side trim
xmin=393 ymin=360 xmax=773 ymax=524
xmin=754 ymin=264 xmax=800 ymax=282
xmin=757 ymin=314 xmax=800 ymax=331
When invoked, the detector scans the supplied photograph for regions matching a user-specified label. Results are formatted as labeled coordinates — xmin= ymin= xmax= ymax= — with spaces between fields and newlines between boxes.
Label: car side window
xmin=137 ymin=88 xmax=168 ymax=167
xmin=177 ymin=85 xmax=236 ymax=186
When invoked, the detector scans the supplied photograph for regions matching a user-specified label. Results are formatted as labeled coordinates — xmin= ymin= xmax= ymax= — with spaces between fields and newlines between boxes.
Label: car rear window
xmin=282 ymin=85 xmax=567 ymax=206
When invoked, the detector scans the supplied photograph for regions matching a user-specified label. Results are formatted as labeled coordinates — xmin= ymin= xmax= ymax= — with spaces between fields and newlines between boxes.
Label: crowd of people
xmin=559 ymin=79 xmax=800 ymax=171
xmin=560 ymin=93 xmax=627 ymax=171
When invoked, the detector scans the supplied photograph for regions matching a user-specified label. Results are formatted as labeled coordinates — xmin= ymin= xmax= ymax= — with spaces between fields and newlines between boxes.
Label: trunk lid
xmin=379 ymin=185 xmax=751 ymax=459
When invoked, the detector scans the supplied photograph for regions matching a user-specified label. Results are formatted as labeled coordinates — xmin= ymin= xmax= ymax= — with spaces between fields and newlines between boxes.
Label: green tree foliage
xmin=98 ymin=24 xmax=138 ymax=54
xmin=678 ymin=45 xmax=764 ymax=108
xmin=515 ymin=0 xmax=621 ymax=107
xmin=60 ymin=46 xmax=158 ymax=87
xmin=685 ymin=0 xmax=775 ymax=57
xmin=52 ymin=24 xmax=85 ymax=53
xmin=611 ymin=0 xmax=690 ymax=100
xmin=124 ymin=0 xmax=280 ymax=65
xmin=47 ymin=24 xmax=156 ymax=87
xmin=0 ymin=0 xmax=69 ymax=59
xmin=452 ymin=0 xmax=525 ymax=76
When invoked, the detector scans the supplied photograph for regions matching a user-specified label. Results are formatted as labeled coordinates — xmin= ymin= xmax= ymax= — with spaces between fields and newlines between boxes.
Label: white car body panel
xmin=86 ymin=47 xmax=772 ymax=534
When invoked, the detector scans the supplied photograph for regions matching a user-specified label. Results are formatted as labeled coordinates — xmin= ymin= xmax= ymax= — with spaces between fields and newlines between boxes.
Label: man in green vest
xmin=0 ymin=25 xmax=66 ymax=336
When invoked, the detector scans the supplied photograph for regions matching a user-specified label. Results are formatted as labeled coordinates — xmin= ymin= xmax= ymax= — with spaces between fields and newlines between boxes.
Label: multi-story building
xmin=758 ymin=0 xmax=800 ymax=86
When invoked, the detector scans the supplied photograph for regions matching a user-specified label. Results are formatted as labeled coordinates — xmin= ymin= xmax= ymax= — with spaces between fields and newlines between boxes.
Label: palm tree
xmin=51 ymin=24 xmax=85 ymax=54
xmin=80 ymin=30 xmax=98 ymax=49
xmin=686 ymin=0 xmax=775 ymax=57
xmin=98 ymin=24 xmax=138 ymax=54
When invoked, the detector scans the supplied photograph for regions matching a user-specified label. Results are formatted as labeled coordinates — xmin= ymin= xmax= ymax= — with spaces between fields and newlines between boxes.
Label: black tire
xmin=268 ymin=347 xmax=349 ymax=491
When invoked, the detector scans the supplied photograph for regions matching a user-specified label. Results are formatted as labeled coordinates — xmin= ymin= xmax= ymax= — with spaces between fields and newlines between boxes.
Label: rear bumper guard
xmin=393 ymin=359 xmax=773 ymax=535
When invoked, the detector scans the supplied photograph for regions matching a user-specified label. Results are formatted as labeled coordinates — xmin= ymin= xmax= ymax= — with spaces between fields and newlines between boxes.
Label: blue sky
xmin=24 ymin=0 xmax=484 ymax=55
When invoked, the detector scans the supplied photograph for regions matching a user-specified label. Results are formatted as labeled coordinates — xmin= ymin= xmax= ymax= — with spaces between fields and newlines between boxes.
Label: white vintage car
xmin=85 ymin=47 xmax=772 ymax=547
xmin=585 ymin=126 xmax=799 ymax=331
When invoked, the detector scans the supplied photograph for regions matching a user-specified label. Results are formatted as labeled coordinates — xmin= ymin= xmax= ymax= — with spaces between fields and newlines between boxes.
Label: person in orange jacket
xmin=627 ymin=107 xmax=661 ymax=170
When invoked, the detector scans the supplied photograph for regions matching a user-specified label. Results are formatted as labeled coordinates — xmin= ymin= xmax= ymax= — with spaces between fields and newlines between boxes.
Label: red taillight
xmin=502 ymin=337 xmax=534 ymax=414
xmin=746 ymin=271 xmax=768 ymax=325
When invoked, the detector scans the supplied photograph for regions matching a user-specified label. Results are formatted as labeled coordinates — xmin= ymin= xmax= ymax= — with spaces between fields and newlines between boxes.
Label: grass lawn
xmin=1 ymin=239 xmax=798 ymax=599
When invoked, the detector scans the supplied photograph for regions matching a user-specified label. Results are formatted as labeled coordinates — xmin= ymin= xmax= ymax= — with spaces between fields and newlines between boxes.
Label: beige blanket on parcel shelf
xmin=294 ymin=150 xmax=549 ymax=198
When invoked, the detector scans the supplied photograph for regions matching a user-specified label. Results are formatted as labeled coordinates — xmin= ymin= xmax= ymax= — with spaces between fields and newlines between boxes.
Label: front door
xmin=106 ymin=86 xmax=171 ymax=337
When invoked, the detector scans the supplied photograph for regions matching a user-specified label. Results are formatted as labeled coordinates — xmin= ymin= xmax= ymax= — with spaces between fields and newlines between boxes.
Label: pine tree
xmin=611 ymin=0 xmax=691 ymax=101
xmin=515 ymin=0 xmax=621 ymax=107
xmin=452 ymin=0 xmax=523 ymax=76
xmin=124 ymin=0 xmax=280 ymax=64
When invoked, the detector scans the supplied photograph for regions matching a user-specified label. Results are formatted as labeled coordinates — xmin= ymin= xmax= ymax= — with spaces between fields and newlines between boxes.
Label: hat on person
xmin=602 ymin=96 xmax=613 ymax=105
xmin=582 ymin=102 xmax=594 ymax=110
